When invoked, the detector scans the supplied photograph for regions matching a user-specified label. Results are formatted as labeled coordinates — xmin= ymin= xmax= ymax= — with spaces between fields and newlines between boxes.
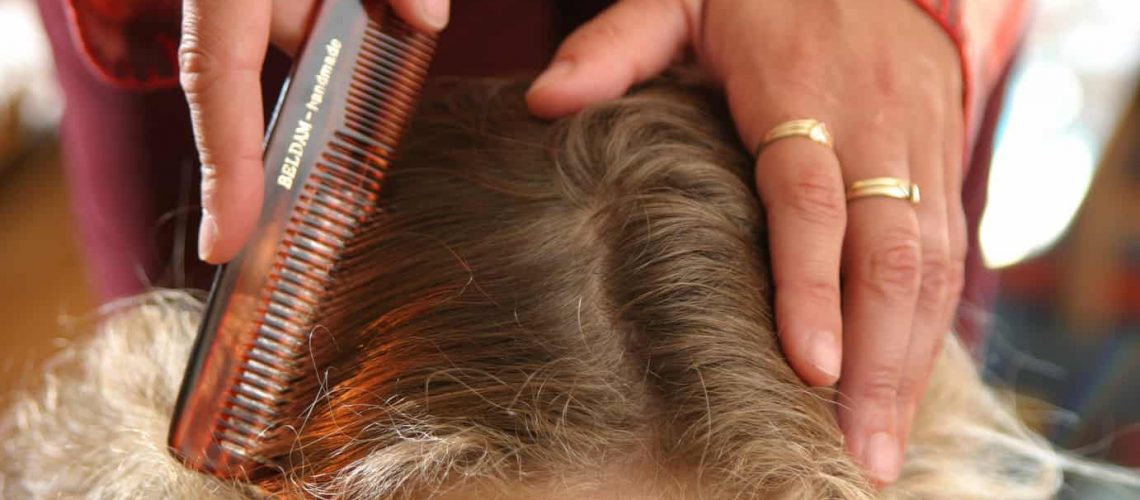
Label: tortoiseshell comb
xmin=168 ymin=0 xmax=435 ymax=478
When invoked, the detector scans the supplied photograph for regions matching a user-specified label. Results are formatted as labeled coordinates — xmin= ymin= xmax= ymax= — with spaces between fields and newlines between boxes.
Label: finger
xmin=943 ymin=77 xmax=968 ymax=317
xmin=894 ymin=127 xmax=951 ymax=452
xmin=942 ymin=38 xmax=968 ymax=334
xmin=270 ymin=0 xmax=447 ymax=56
xmin=387 ymin=0 xmax=450 ymax=34
xmin=181 ymin=0 xmax=273 ymax=263
xmin=526 ymin=0 xmax=692 ymax=118
xmin=269 ymin=0 xmax=320 ymax=55
xmin=755 ymin=139 xmax=847 ymax=387
xmin=944 ymin=103 xmax=968 ymax=319
xmin=836 ymin=127 xmax=920 ymax=486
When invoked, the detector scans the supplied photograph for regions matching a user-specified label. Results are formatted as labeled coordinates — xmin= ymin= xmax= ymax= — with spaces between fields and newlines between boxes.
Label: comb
xmin=168 ymin=0 xmax=436 ymax=478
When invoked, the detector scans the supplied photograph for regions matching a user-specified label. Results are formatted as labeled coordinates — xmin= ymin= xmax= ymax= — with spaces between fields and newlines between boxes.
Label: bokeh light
xmin=980 ymin=0 xmax=1140 ymax=268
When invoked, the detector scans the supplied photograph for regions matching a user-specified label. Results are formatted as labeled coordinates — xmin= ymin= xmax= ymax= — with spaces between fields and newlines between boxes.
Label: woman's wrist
xmin=908 ymin=0 xmax=971 ymax=127
xmin=908 ymin=0 xmax=1034 ymax=151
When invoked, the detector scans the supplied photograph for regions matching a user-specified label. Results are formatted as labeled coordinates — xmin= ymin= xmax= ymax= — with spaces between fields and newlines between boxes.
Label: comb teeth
xmin=215 ymin=17 xmax=433 ymax=461
xmin=169 ymin=3 xmax=435 ymax=477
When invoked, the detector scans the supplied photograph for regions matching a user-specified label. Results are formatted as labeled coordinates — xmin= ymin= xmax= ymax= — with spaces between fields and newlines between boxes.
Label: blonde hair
xmin=2 ymin=77 xmax=1076 ymax=499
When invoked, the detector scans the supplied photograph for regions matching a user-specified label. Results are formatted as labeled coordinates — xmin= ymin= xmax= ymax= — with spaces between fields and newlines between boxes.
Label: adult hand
xmin=180 ymin=0 xmax=449 ymax=263
xmin=527 ymin=0 xmax=965 ymax=485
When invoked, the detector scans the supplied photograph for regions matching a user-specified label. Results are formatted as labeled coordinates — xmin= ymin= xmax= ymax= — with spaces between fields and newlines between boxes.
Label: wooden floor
xmin=0 ymin=141 xmax=93 ymax=401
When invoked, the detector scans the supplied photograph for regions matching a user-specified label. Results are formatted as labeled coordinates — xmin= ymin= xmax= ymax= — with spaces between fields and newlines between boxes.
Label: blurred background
xmin=974 ymin=1 xmax=1140 ymax=497
xmin=0 ymin=0 xmax=1138 ymax=496
xmin=0 ymin=0 xmax=81 ymax=403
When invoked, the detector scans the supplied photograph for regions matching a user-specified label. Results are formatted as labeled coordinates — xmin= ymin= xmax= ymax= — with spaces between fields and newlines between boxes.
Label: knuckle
xmin=592 ymin=18 xmax=624 ymax=44
xmin=178 ymin=38 xmax=218 ymax=99
xmin=855 ymin=367 xmax=901 ymax=406
xmin=560 ymin=20 xmax=638 ymax=84
xmin=918 ymin=253 xmax=952 ymax=303
xmin=769 ymin=38 xmax=827 ymax=85
xmin=865 ymin=228 xmax=922 ymax=301
xmin=199 ymin=164 xmax=221 ymax=197
xmin=573 ymin=17 xmax=625 ymax=51
xmin=781 ymin=167 xmax=846 ymax=225
xmin=869 ymin=60 xmax=941 ymax=116
xmin=870 ymin=61 xmax=901 ymax=100
xmin=788 ymin=278 xmax=841 ymax=309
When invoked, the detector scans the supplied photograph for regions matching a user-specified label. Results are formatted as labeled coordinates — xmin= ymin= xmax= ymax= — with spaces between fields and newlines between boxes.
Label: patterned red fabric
xmin=64 ymin=0 xmax=180 ymax=89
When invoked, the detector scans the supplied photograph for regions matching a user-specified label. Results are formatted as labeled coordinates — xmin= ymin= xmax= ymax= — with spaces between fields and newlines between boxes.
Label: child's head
xmin=2 ymin=76 xmax=1062 ymax=499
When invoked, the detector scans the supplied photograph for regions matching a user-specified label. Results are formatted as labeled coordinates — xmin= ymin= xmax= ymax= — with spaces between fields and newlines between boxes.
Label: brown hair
xmin=265 ymin=76 xmax=866 ymax=498
xmin=2 ymin=76 xmax=1068 ymax=499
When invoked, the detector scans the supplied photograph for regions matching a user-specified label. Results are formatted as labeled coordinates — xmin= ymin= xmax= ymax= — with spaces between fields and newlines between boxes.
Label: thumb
xmin=270 ymin=0 xmax=448 ymax=56
xmin=388 ymin=0 xmax=450 ymax=33
xmin=526 ymin=0 xmax=695 ymax=119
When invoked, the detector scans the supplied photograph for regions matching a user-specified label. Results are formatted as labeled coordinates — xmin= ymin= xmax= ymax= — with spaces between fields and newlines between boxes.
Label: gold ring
xmin=847 ymin=177 xmax=921 ymax=205
xmin=756 ymin=119 xmax=834 ymax=157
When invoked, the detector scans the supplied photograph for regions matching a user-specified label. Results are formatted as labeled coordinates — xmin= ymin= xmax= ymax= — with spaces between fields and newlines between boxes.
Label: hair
xmin=2 ymin=75 xmax=1079 ymax=499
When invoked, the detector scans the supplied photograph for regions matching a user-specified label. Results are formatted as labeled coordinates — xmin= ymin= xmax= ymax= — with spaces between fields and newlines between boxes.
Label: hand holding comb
xmin=168 ymin=0 xmax=436 ymax=478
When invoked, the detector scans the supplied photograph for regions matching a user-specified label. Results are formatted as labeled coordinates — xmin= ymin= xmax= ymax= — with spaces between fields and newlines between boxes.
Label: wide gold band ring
xmin=846 ymin=177 xmax=921 ymax=205
xmin=756 ymin=119 xmax=834 ymax=157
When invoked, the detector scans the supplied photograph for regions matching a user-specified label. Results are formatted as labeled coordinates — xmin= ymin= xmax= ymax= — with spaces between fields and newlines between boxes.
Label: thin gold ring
xmin=756 ymin=118 xmax=834 ymax=157
xmin=846 ymin=177 xmax=921 ymax=205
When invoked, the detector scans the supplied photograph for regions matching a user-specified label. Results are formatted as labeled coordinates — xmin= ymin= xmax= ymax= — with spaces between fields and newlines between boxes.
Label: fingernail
xmin=420 ymin=0 xmax=449 ymax=31
xmin=863 ymin=431 xmax=901 ymax=484
xmin=810 ymin=330 xmax=841 ymax=380
xmin=529 ymin=60 xmax=575 ymax=94
xmin=198 ymin=212 xmax=218 ymax=261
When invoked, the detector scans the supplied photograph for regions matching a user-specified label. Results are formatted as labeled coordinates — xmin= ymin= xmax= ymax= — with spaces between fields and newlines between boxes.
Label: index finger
xmin=181 ymin=0 xmax=272 ymax=263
